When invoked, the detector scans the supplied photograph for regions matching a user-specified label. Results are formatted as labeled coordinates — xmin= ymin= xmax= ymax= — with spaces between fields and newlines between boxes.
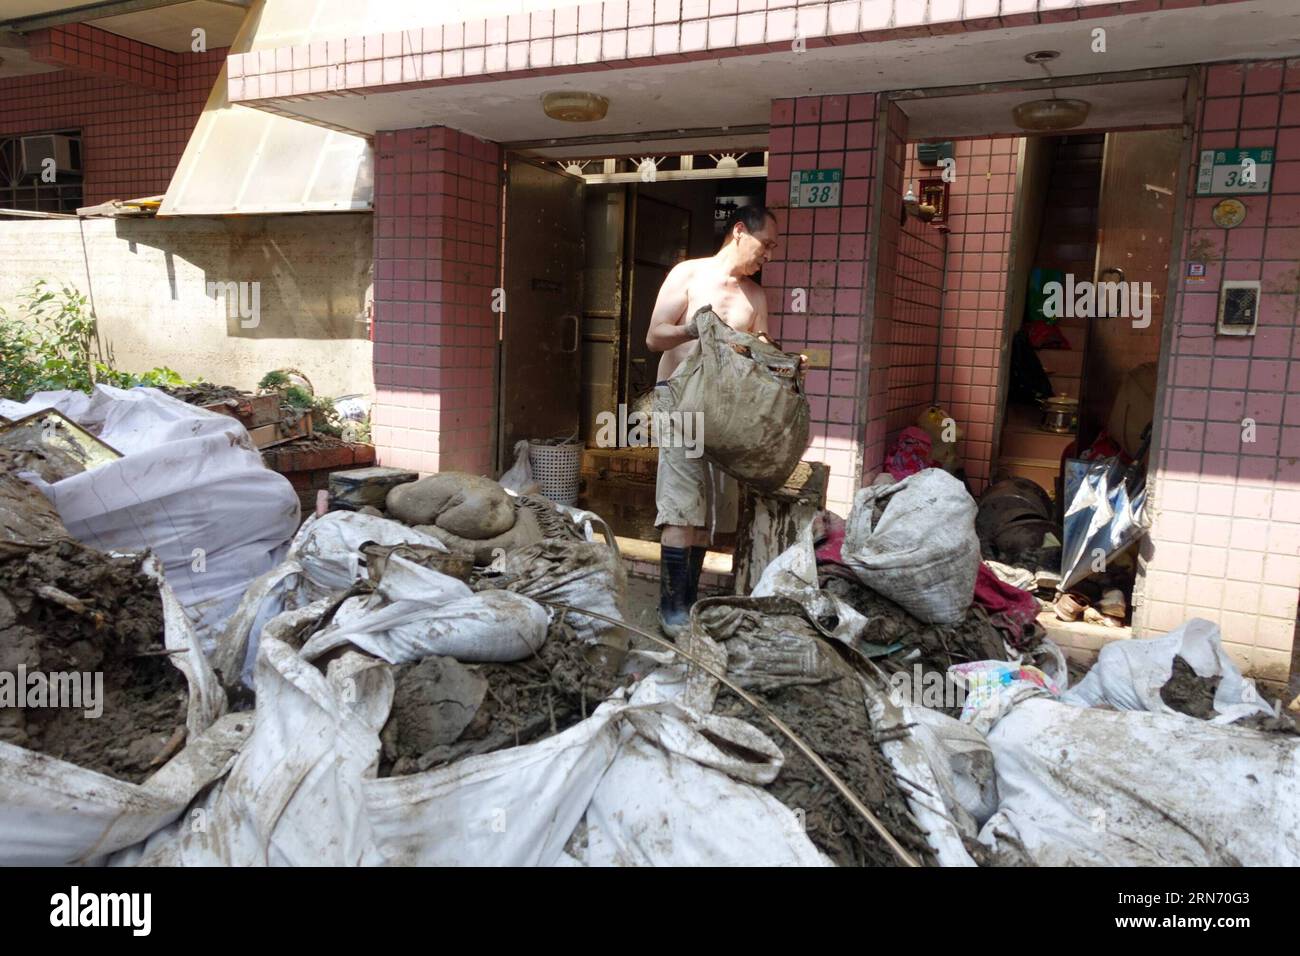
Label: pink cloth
xmin=814 ymin=511 xmax=846 ymax=564
xmin=973 ymin=562 xmax=1040 ymax=648
xmin=885 ymin=427 xmax=934 ymax=481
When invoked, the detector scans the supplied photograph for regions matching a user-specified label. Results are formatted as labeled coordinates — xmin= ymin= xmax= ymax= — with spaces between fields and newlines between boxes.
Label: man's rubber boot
xmin=687 ymin=545 xmax=708 ymax=608
xmin=658 ymin=545 xmax=692 ymax=641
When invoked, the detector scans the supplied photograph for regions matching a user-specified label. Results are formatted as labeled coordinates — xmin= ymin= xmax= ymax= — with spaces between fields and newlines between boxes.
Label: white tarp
xmin=978 ymin=697 xmax=1300 ymax=866
xmin=973 ymin=619 xmax=1299 ymax=866
xmin=0 ymin=386 xmax=300 ymax=638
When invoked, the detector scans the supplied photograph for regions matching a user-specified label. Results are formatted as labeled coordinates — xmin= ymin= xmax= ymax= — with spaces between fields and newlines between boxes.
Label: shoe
xmin=658 ymin=545 xmax=692 ymax=640
xmin=1098 ymin=588 xmax=1127 ymax=619
xmin=1054 ymin=591 xmax=1090 ymax=622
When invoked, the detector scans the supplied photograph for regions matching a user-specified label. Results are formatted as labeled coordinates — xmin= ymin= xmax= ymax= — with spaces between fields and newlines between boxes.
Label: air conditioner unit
xmin=20 ymin=134 xmax=82 ymax=178
xmin=916 ymin=141 xmax=955 ymax=167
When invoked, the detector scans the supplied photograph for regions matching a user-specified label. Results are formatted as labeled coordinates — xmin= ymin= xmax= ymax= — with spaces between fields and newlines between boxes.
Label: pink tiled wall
xmin=228 ymin=0 xmax=1229 ymax=118
xmin=928 ymin=137 xmax=1019 ymax=493
xmin=371 ymin=126 xmax=501 ymax=475
xmin=885 ymin=212 xmax=945 ymax=442
xmin=0 ymin=49 xmax=224 ymax=205
xmin=28 ymin=21 xmax=181 ymax=94
xmin=1137 ymin=59 xmax=1300 ymax=682
xmin=764 ymin=93 xmax=878 ymax=515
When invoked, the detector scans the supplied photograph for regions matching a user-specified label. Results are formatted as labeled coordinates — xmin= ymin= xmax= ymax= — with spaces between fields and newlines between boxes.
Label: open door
xmin=1081 ymin=129 xmax=1181 ymax=452
xmin=499 ymin=157 xmax=585 ymax=466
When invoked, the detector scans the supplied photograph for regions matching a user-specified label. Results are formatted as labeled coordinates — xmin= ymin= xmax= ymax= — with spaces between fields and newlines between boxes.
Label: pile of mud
xmin=824 ymin=575 xmax=1009 ymax=716
xmin=378 ymin=619 xmax=631 ymax=777
xmin=160 ymin=383 xmax=249 ymax=407
xmin=697 ymin=602 xmax=935 ymax=867
xmin=1159 ymin=654 xmax=1219 ymax=720
xmin=0 ymin=540 xmax=187 ymax=783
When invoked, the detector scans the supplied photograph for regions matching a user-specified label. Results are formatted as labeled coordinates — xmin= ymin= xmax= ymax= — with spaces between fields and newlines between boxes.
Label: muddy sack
xmin=842 ymin=469 xmax=979 ymax=625
xmin=299 ymin=553 xmax=549 ymax=664
xmin=0 ymin=386 xmax=300 ymax=638
xmin=669 ymin=307 xmax=809 ymax=493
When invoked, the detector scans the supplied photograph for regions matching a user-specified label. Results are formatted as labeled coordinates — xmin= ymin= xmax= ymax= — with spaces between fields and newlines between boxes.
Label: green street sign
xmin=789 ymin=168 xmax=842 ymax=208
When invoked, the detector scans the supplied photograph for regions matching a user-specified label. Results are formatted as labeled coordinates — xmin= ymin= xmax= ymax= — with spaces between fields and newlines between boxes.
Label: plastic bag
xmin=842 ymin=469 xmax=979 ymax=624
xmin=299 ymin=554 xmax=549 ymax=665
xmin=1061 ymin=618 xmax=1274 ymax=724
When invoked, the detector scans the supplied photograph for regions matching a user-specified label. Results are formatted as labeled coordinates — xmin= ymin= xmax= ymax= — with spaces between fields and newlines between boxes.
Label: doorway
xmin=498 ymin=149 xmax=768 ymax=541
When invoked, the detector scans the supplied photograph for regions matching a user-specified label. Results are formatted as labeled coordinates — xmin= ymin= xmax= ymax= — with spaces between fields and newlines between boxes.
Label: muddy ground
xmin=698 ymin=603 xmax=935 ymax=867
xmin=0 ymin=540 xmax=187 ymax=783
xmin=378 ymin=618 xmax=633 ymax=776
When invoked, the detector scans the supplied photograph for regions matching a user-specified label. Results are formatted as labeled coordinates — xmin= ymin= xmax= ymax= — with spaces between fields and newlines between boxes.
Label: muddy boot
xmin=658 ymin=545 xmax=691 ymax=640
xmin=687 ymin=545 xmax=708 ymax=608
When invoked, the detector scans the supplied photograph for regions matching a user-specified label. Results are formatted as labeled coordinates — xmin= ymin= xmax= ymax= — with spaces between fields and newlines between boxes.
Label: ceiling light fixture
xmin=542 ymin=91 xmax=610 ymax=122
xmin=1014 ymin=49 xmax=1091 ymax=131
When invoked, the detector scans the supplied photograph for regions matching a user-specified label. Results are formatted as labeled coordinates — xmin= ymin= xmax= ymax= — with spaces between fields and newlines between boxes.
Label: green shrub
xmin=0 ymin=280 xmax=187 ymax=402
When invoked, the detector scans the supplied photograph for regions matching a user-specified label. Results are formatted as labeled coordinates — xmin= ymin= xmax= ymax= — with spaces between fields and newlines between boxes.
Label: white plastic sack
xmin=842 ymin=469 xmax=979 ymax=624
xmin=978 ymin=697 xmax=1300 ymax=866
xmin=1061 ymin=617 xmax=1274 ymax=724
xmin=212 ymin=511 xmax=447 ymax=686
xmin=572 ymin=704 xmax=829 ymax=867
xmin=365 ymin=671 xmax=825 ymax=867
xmin=111 ymin=638 xmax=392 ymax=866
xmin=299 ymin=554 xmax=549 ymax=664
xmin=0 ymin=386 xmax=300 ymax=637
xmin=491 ymin=540 xmax=627 ymax=646
xmin=0 ymin=563 xmax=245 ymax=865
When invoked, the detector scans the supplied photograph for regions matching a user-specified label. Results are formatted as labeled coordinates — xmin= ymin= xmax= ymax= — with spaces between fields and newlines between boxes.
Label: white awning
xmin=158 ymin=0 xmax=372 ymax=216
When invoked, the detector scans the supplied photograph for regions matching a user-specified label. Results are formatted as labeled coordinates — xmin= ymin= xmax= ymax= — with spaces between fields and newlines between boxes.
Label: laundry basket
xmin=528 ymin=439 xmax=583 ymax=506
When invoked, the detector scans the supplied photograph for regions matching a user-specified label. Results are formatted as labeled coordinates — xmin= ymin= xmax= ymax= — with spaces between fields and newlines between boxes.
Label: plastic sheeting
xmin=0 ymin=386 xmax=300 ymax=638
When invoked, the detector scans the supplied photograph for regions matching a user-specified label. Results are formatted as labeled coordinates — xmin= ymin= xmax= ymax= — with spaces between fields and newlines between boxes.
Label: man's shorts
xmin=653 ymin=382 xmax=739 ymax=534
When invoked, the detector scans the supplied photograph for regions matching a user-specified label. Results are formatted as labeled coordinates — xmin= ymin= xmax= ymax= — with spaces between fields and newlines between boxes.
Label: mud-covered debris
xmin=697 ymin=601 xmax=935 ymax=867
xmin=1158 ymin=654 xmax=1220 ymax=720
xmin=378 ymin=617 xmax=632 ymax=777
xmin=0 ymin=539 xmax=187 ymax=783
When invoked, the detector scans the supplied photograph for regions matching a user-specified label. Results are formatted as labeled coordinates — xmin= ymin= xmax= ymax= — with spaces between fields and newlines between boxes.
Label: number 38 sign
xmin=1196 ymin=148 xmax=1273 ymax=195
xmin=789 ymin=168 xmax=842 ymax=208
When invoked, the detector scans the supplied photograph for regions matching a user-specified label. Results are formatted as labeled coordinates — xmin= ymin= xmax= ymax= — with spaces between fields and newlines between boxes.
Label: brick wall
xmin=930 ymin=137 xmax=1019 ymax=493
xmin=28 ymin=21 xmax=181 ymax=94
xmin=0 ymin=48 xmax=224 ymax=205
xmin=765 ymin=93 xmax=878 ymax=515
xmin=371 ymin=125 xmax=500 ymax=475
xmin=885 ymin=206 xmax=945 ymax=444
xmin=262 ymin=439 xmax=377 ymax=516
xmin=1137 ymin=58 xmax=1300 ymax=683
xmin=0 ymin=39 xmax=222 ymax=208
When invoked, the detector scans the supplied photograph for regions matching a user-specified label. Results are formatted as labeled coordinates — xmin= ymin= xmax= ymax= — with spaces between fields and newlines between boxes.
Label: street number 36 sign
xmin=789 ymin=169 xmax=842 ymax=207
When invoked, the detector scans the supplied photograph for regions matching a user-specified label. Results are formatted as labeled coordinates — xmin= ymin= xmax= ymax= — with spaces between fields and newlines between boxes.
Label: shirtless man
xmin=644 ymin=204 xmax=780 ymax=638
